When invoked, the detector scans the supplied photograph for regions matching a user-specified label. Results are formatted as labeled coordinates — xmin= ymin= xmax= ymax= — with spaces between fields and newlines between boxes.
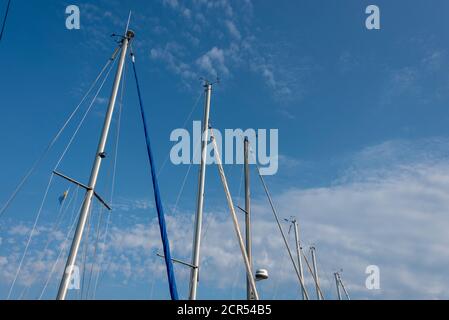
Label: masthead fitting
xmin=126 ymin=30 xmax=135 ymax=39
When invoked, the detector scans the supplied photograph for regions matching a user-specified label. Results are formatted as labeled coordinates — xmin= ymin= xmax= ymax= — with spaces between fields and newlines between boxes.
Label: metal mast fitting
xmin=56 ymin=30 xmax=134 ymax=300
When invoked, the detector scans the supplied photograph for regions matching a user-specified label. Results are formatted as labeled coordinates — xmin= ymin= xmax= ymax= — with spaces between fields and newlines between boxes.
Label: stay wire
xmin=38 ymin=195 xmax=84 ymax=300
xmin=6 ymin=50 xmax=117 ymax=299
xmin=247 ymin=142 xmax=310 ymax=300
xmin=0 ymin=46 xmax=120 ymax=220
xmin=0 ymin=0 xmax=11 ymax=43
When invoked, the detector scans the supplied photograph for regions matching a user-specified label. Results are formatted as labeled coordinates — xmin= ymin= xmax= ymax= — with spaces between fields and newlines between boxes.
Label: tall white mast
xmin=334 ymin=272 xmax=342 ymax=300
xmin=189 ymin=83 xmax=212 ymax=300
xmin=244 ymin=137 xmax=253 ymax=300
xmin=56 ymin=30 xmax=134 ymax=300
xmin=292 ymin=219 xmax=306 ymax=300
xmin=310 ymin=246 xmax=323 ymax=300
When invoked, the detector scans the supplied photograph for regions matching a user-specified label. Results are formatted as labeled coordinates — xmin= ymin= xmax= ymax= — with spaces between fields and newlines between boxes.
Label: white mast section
xmin=291 ymin=219 xmax=307 ymax=300
xmin=189 ymin=83 xmax=212 ymax=300
xmin=244 ymin=138 xmax=253 ymax=300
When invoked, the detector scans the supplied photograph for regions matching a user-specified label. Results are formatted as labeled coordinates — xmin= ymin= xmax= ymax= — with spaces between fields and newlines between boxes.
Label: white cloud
xmin=162 ymin=0 xmax=179 ymax=10
xmin=196 ymin=47 xmax=229 ymax=78
xmin=225 ymin=20 xmax=241 ymax=40
xmin=150 ymin=43 xmax=197 ymax=80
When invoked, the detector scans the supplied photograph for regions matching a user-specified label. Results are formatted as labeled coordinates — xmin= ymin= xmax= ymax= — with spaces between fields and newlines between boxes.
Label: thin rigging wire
xmin=54 ymin=59 xmax=117 ymax=171
xmin=39 ymin=186 xmax=76 ymax=259
xmin=38 ymin=195 xmax=83 ymax=300
xmin=0 ymin=0 xmax=11 ymax=43
xmin=85 ymin=205 xmax=104 ymax=299
xmin=237 ymin=164 xmax=245 ymax=206
xmin=247 ymin=142 xmax=310 ymax=300
xmin=7 ymin=174 xmax=55 ymax=300
xmin=6 ymin=54 xmax=117 ymax=300
xmin=156 ymin=90 xmax=204 ymax=178
xmin=0 ymin=47 xmax=120 ymax=220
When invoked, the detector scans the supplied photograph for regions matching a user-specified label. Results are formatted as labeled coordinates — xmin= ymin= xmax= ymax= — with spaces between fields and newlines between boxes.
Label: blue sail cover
xmin=131 ymin=53 xmax=179 ymax=300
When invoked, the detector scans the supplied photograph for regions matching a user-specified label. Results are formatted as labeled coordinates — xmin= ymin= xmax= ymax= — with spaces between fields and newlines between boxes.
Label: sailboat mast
xmin=334 ymin=272 xmax=342 ymax=300
xmin=56 ymin=30 xmax=134 ymax=300
xmin=244 ymin=137 xmax=253 ymax=300
xmin=310 ymin=246 xmax=323 ymax=300
xmin=293 ymin=220 xmax=306 ymax=300
xmin=189 ymin=83 xmax=212 ymax=300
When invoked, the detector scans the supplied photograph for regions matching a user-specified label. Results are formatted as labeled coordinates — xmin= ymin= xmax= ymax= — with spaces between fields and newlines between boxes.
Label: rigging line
xmin=85 ymin=206 xmax=104 ymax=300
xmin=54 ymin=58 xmax=118 ymax=171
xmin=92 ymin=59 xmax=126 ymax=300
xmin=170 ymin=123 xmax=202 ymax=217
xmin=0 ymin=0 xmax=11 ymax=43
xmin=0 ymin=47 xmax=120 ymax=220
xmin=80 ymin=204 xmax=93 ymax=300
xmin=68 ymin=185 xmax=81 ymax=227
xmin=247 ymin=144 xmax=310 ymax=300
xmin=17 ymin=182 xmax=76 ymax=301
xmin=172 ymin=163 xmax=193 ymax=216
xmin=53 ymin=186 xmax=79 ymax=234
xmin=237 ymin=162 xmax=245 ymax=206
xmin=39 ymin=186 xmax=76 ymax=259
xmin=38 ymin=197 xmax=84 ymax=300
xmin=156 ymin=90 xmax=204 ymax=179
xmin=7 ymin=173 xmax=55 ymax=300
xmin=339 ymin=275 xmax=350 ymax=300
xmin=301 ymin=249 xmax=325 ymax=300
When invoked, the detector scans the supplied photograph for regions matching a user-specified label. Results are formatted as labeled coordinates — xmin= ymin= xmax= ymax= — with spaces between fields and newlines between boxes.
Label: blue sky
xmin=2 ymin=0 xmax=449 ymax=300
